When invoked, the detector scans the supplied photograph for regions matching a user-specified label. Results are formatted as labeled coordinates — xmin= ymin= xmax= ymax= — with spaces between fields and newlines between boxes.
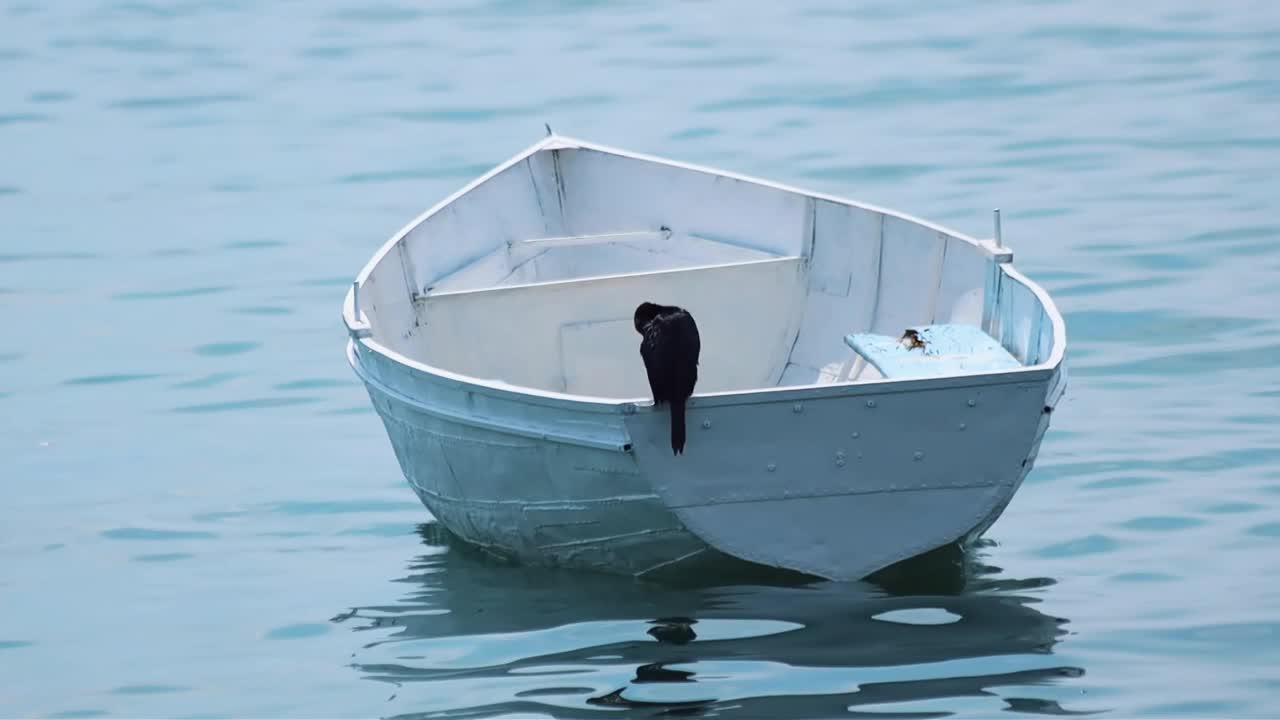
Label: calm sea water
xmin=4 ymin=1 xmax=1280 ymax=717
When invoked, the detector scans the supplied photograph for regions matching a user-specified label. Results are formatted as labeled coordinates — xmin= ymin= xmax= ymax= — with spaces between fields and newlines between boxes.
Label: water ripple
xmin=338 ymin=165 xmax=492 ymax=184
xmin=274 ymin=378 xmax=351 ymax=391
xmin=0 ymin=112 xmax=53 ymax=126
xmin=106 ymin=93 xmax=246 ymax=110
xmin=223 ymin=239 xmax=284 ymax=250
xmin=101 ymin=527 xmax=217 ymax=541
xmin=169 ymin=371 xmax=239 ymax=389
xmin=171 ymin=397 xmax=316 ymax=413
xmin=0 ymin=250 xmax=97 ymax=262
xmin=230 ymin=305 xmax=294 ymax=315
xmin=669 ymin=126 xmax=720 ymax=141
xmin=801 ymin=163 xmax=939 ymax=182
xmin=1063 ymin=310 xmax=1264 ymax=345
xmin=269 ymin=499 xmax=419 ymax=516
xmin=697 ymin=76 xmax=1080 ymax=113
xmin=110 ymin=684 xmax=188 ymax=695
xmin=265 ymin=623 xmax=331 ymax=640
xmin=28 ymin=90 xmax=73 ymax=103
xmin=1121 ymin=516 xmax=1205 ymax=532
xmin=331 ymin=5 xmax=424 ymax=23
xmin=1246 ymin=523 xmax=1280 ymax=538
xmin=1074 ymin=344 xmax=1280 ymax=376
xmin=340 ymin=525 xmax=1083 ymax=719
xmin=1024 ymin=24 xmax=1260 ymax=46
xmin=64 ymin=373 xmax=163 ymax=386
xmin=132 ymin=553 xmax=195 ymax=563
xmin=1035 ymin=534 xmax=1121 ymax=558
xmin=192 ymin=341 xmax=259 ymax=357
xmin=383 ymin=107 xmax=521 ymax=124
xmin=114 ymin=285 xmax=232 ymax=300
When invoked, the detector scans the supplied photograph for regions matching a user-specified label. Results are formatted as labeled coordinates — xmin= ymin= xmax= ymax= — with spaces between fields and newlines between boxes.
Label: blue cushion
xmin=843 ymin=324 xmax=1020 ymax=379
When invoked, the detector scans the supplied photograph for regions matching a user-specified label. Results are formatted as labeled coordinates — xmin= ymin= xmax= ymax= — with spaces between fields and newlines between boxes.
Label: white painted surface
xmin=354 ymin=135 xmax=1050 ymax=395
xmin=409 ymin=257 xmax=806 ymax=397
xmin=400 ymin=156 xmax=559 ymax=299
xmin=342 ymin=133 xmax=1068 ymax=580
xmin=622 ymin=372 xmax=1051 ymax=581
xmin=556 ymin=147 xmax=811 ymax=258
xmin=429 ymin=229 xmax=776 ymax=294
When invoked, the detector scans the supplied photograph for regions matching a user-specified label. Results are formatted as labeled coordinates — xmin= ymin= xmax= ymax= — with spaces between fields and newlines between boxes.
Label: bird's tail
xmin=670 ymin=399 xmax=686 ymax=455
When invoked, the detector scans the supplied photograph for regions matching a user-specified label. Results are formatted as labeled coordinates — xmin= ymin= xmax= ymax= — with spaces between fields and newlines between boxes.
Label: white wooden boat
xmin=342 ymin=133 xmax=1067 ymax=582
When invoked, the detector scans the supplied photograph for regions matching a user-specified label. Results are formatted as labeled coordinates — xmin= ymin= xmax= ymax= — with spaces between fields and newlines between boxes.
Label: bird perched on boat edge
xmin=634 ymin=301 xmax=700 ymax=455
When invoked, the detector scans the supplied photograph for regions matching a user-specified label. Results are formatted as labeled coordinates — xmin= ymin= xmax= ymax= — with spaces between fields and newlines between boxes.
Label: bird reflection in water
xmin=332 ymin=523 xmax=1094 ymax=719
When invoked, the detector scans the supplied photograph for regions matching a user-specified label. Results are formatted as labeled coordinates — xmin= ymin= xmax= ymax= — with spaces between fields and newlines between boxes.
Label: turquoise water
xmin=3 ymin=0 xmax=1280 ymax=717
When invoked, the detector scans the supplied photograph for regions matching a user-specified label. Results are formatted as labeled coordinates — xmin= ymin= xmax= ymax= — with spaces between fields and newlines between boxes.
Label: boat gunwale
xmin=349 ymin=334 xmax=1055 ymax=416
xmin=343 ymin=134 xmax=1066 ymax=411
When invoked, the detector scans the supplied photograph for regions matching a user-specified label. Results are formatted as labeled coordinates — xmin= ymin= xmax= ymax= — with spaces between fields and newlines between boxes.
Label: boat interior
xmin=353 ymin=140 xmax=1057 ymax=399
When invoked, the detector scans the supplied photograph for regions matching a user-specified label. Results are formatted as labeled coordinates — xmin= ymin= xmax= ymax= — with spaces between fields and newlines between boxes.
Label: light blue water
xmin=3 ymin=1 xmax=1280 ymax=717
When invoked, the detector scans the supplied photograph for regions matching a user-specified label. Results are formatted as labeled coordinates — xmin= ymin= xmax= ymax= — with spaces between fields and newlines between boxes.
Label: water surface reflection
xmin=336 ymin=524 xmax=1089 ymax=718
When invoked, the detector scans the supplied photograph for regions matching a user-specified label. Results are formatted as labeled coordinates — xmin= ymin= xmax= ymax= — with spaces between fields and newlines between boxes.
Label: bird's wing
xmin=640 ymin=335 xmax=666 ymax=402
xmin=666 ymin=314 xmax=700 ymax=396
xmin=644 ymin=313 xmax=699 ymax=400
xmin=681 ymin=313 xmax=700 ymax=364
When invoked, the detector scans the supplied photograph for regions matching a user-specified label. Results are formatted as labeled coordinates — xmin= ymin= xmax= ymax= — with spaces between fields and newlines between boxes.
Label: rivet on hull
xmin=913 ymin=451 xmax=925 ymax=461
xmin=851 ymin=431 xmax=860 ymax=439
xmin=702 ymin=419 xmax=712 ymax=429
xmin=958 ymin=422 xmax=967 ymax=431
xmin=967 ymin=398 xmax=977 ymax=407
xmin=767 ymin=462 xmax=777 ymax=472
xmin=866 ymin=400 xmax=877 ymax=409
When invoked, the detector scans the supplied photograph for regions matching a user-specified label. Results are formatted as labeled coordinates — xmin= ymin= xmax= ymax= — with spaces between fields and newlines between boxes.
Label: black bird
xmin=634 ymin=301 xmax=700 ymax=455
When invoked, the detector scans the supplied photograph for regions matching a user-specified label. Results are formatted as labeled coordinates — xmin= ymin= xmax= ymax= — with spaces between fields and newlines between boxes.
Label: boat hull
xmin=624 ymin=367 xmax=1064 ymax=581
xmin=351 ymin=340 xmax=714 ymax=577
xmin=350 ymin=339 xmax=1064 ymax=581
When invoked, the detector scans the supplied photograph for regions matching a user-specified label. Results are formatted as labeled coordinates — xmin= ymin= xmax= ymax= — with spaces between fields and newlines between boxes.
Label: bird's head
xmin=633 ymin=301 xmax=663 ymax=333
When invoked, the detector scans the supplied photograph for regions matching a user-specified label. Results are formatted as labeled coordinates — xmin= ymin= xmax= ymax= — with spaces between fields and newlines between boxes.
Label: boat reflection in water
xmin=335 ymin=523 xmax=1091 ymax=718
